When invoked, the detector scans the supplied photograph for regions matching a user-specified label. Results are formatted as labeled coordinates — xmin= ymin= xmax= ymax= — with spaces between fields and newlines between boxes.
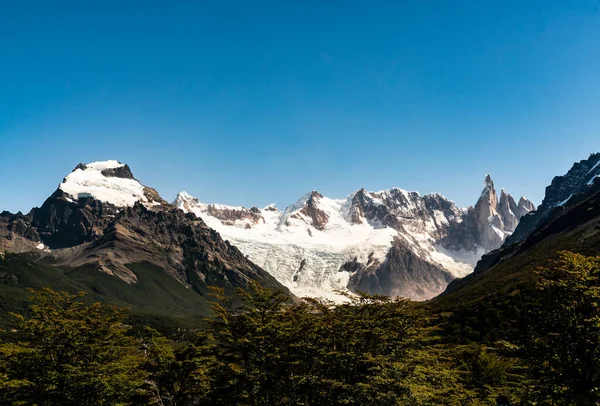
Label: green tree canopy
xmin=0 ymin=288 xmax=145 ymax=406
xmin=527 ymin=251 xmax=600 ymax=405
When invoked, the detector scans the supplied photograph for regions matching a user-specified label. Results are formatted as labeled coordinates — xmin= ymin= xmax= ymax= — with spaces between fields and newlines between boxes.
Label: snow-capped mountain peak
xmin=174 ymin=176 xmax=526 ymax=301
xmin=263 ymin=203 xmax=278 ymax=211
xmin=174 ymin=191 xmax=203 ymax=211
xmin=59 ymin=160 xmax=162 ymax=207
xmin=278 ymin=190 xmax=333 ymax=231
xmin=176 ymin=190 xmax=196 ymax=202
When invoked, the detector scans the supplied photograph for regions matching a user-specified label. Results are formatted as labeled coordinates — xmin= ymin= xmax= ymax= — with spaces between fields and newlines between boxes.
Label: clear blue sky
xmin=1 ymin=1 xmax=599 ymax=213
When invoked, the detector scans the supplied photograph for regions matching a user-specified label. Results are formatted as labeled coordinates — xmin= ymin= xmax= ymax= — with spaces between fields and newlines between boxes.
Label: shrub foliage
xmin=1 ymin=251 xmax=599 ymax=405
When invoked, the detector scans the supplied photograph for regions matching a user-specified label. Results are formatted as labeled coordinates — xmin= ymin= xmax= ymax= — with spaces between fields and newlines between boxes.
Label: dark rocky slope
xmin=349 ymin=238 xmax=454 ymax=300
xmin=0 ymin=162 xmax=291 ymax=320
xmin=506 ymin=152 xmax=600 ymax=245
xmin=435 ymin=175 xmax=600 ymax=308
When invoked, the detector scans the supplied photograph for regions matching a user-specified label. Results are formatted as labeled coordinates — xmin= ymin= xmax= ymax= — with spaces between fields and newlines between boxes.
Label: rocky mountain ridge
xmin=438 ymin=161 xmax=600 ymax=307
xmin=506 ymin=152 xmax=600 ymax=245
xmin=0 ymin=161 xmax=288 ymax=303
xmin=1 ymin=159 xmax=533 ymax=302
xmin=175 ymin=174 xmax=532 ymax=300
xmin=462 ymin=153 xmax=600 ymax=278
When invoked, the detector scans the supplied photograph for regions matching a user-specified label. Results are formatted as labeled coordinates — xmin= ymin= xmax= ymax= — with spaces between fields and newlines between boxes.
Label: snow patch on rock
xmin=60 ymin=161 xmax=150 ymax=207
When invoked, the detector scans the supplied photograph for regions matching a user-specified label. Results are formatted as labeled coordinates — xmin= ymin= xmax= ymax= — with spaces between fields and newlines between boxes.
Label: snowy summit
xmin=173 ymin=176 xmax=529 ymax=302
xmin=59 ymin=160 xmax=154 ymax=207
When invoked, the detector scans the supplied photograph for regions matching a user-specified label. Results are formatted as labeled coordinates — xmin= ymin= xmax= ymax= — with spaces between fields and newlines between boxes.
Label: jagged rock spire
xmin=484 ymin=174 xmax=494 ymax=188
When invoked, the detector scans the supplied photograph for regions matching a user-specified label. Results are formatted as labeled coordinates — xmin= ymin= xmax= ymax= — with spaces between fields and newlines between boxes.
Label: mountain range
xmin=174 ymin=174 xmax=533 ymax=300
xmin=1 ymin=153 xmax=599 ymax=321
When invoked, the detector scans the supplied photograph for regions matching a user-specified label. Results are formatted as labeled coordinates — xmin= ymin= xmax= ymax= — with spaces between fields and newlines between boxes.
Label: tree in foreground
xmin=526 ymin=251 xmax=600 ymax=405
xmin=0 ymin=288 xmax=145 ymax=406
xmin=207 ymin=283 xmax=466 ymax=405
xmin=9 ymin=257 xmax=597 ymax=405
xmin=142 ymin=327 xmax=215 ymax=405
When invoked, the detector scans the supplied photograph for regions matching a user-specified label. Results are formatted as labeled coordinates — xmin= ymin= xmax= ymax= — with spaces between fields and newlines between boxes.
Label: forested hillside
xmin=2 ymin=251 xmax=599 ymax=405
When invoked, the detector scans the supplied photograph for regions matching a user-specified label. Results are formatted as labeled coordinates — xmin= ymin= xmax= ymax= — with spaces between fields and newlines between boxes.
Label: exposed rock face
xmin=517 ymin=197 xmax=535 ymax=218
xmin=143 ymin=186 xmax=170 ymax=207
xmin=442 ymin=206 xmax=479 ymax=252
xmin=31 ymin=190 xmax=120 ymax=249
xmin=27 ymin=161 xmax=157 ymax=250
xmin=51 ymin=202 xmax=285 ymax=290
xmin=452 ymin=175 xmax=534 ymax=252
xmin=0 ymin=211 xmax=41 ymax=253
xmin=298 ymin=191 xmax=329 ymax=230
xmin=1 ymin=158 xmax=539 ymax=304
xmin=175 ymin=192 xmax=203 ymax=213
xmin=472 ymin=175 xmax=505 ymax=250
xmin=206 ymin=205 xmax=263 ymax=228
xmin=99 ymin=164 xmax=135 ymax=179
xmin=498 ymin=189 xmax=519 ymax=232
xmin=506 ymin=153 xmax=600 ymax=245
xmin=58 ymin=160 xmax=163 ymax=207
xmin=344 ymin=185 xmax=497 ymax=300
xmin=340 ymin=189 xmax=475 ymax=300
xmin=347 ymin=188 xmax=464 ymax=238
xmin=349 ymin=238 xmax=454 ymax=301
xmin=5 ymin=214 xmax=40 ymax=242
xmin=348 ymin=189 xmax=369 ymax=224
xmin=263 ymin=204 xmax=278 ymax=212
xmin=440 ymin=153 xmax=600 ymax=305
xmin=346 ymin=180 xmax=526 ymax=254
xmin=174 ymin=192 xmax=264 ymax=228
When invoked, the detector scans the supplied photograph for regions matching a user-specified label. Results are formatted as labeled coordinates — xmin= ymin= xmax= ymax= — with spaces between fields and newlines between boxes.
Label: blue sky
xmin=1 ymin=1 xmax=599 ymax=213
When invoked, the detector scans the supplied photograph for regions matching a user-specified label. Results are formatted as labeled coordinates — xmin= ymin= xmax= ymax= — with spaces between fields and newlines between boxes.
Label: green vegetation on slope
xmin=0 ymin=289 xmax=145 ymax=405
xmin=3 ymin=252 xmax=598 ymax=405
xmin=0 ymin=253 xmax=210 ymax=330
xmin=430 ymin=187 xmax=600 ymax=345
xmin=437 ymin=184 xmax=600 ymax=309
